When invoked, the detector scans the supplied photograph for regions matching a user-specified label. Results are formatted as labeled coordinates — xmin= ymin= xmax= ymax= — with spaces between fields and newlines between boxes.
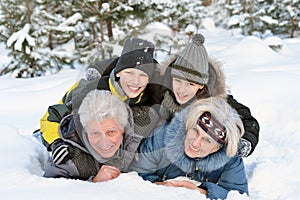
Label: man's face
xmin=86 ymin=119 xmax=124 ymax=158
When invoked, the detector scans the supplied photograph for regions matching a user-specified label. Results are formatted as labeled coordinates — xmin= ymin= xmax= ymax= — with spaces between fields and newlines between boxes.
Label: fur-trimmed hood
xmin=157 ymin=55 xmax=227 ymax=121
xmin=158 ymin=54 xmax=227 ymax=99
xmin=164 ymin=108 xmax=231 ymax=174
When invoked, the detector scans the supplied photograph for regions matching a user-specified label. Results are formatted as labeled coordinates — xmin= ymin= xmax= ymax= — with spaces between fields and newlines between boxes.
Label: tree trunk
xmin=100 ymin=17 xmax=104 ymax=42
xmin=91 ymin=23 xmax=97 ymax=44
xmin=290 ymin=0 xmax=295 ymax=38
xmin=97 ymin=2 xmax=104 ymax=42
xmin=45 ymin=1 xmax=53 ymax=50
xmin=107 ymin=19 xmax=113 ymax=41
xmin=248 ymin=0 xmax=254 ymax=35
xmin=25 ymin=0 xmax=31 ymax=24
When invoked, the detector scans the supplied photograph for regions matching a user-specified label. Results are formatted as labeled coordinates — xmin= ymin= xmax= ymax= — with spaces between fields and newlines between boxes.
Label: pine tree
xmin=0 ymin=0 xmax=39 ymax=77
xmin=0 ymin=0 xmax=82 ymax=77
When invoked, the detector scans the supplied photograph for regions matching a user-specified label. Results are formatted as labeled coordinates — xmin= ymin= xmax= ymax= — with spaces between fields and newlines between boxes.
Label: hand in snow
xmin=92 ymin=165 xmax=121 ymax=182
xmin=155 ymin=180 xmax=208 ymax=195
xmin=162 ymin=180 xmax=198 ymax=189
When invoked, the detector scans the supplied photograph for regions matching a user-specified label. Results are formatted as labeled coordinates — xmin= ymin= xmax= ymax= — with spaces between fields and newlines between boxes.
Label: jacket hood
xmin=206 ymin=57 xmax=227 ymax=98
xmin=164 ymin=108 xmax=231 ymax=173
xmin=158 ymin=54 xmax=227 ymax=99
xmin=59 ymin=112 xmax=142 ymax=172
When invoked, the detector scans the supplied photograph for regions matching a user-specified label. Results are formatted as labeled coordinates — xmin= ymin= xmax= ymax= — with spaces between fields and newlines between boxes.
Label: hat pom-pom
xmin=192 ymin=34 xmax=205 ymax=46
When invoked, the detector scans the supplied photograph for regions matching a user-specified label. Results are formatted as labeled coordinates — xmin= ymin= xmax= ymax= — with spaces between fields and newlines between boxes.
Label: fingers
xmin=93 ymin=165 xmax=121 ymax=182
xmin=156 ymin=180 xmax=197 ymax=190
xmin=101 ymin=165 xmax=121 ymax=177
xmin=172 ymin=180 xmax=197 ymax=189
xmin=154 ymin=181 xmax=174 ymax=186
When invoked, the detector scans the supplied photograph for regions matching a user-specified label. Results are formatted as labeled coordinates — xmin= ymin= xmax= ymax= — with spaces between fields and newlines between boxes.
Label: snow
xmin=260 ymin=16 xmax=278 ymax=25
xmin=227 ymin=15 xmax=241 ymax=27
xmin=185 ymin=24 xmax=197 ymax=34
xmin=263 ymin=36 xmax=283 ymax=46
xmin=1 ymin=22 xmax=300 ymax=200
xmin=58 ymin=13 xmax=82 ymax=28
xmin=7 ymin=23 xmax=35 ymax=51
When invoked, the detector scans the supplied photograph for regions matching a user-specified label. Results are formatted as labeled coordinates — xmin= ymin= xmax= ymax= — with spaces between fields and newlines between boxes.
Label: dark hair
xmin=195 ymin=85 xmax=209 ymax=99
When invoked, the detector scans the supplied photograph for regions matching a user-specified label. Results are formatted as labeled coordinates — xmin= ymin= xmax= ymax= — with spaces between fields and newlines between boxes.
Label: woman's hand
xmin=155 ymin=180 xmax=207 ymax=195
xmin=92 ymin=165 xmax=121 ymax=182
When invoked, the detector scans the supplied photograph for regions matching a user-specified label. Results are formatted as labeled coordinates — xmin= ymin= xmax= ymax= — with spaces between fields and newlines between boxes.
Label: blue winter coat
xmin=129 ymin=109 xmax=248 ymax=199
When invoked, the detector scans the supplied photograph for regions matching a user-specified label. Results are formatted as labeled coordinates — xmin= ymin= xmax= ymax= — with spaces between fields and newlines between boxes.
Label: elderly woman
xmin=129 ymin=97 xmax=248 ymax=199
xmin=43 ymin=90 xmax=143 ymax=182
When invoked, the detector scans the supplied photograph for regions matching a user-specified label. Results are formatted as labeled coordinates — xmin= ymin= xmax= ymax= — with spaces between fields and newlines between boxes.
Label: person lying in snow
xmin=129 ymin=97 xmax=248 ymax=199
xmin=43 ymin=90 xmax=143 ymax=182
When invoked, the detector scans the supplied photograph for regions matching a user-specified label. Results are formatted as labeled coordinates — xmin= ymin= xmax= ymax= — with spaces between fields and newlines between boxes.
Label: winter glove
xmin=131 ymin=106 xmax=160 ymax=138
xmin=50 ymin=139 xmax=71 ymax=165
xmin=237 ymin=138 xmax=252 ymax=157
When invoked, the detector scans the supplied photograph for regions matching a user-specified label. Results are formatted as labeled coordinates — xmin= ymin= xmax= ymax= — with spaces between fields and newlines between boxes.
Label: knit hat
xmin=115 ymin=49 xmax=156 ymax=78
xmin=171 ymin=34 xmax=209 ymax=85
xmin=121 ymin=37 xmax=155 ymax=56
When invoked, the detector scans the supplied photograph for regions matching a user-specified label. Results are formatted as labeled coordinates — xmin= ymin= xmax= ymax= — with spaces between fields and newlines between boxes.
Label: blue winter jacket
xmin=129 ymin=109 xmax=248 ymax=199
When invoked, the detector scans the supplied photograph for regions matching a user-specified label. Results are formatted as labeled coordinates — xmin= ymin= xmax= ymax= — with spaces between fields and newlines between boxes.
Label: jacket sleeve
xmin=227 ymin=94 xmax=260 ymax=156
xmin=128 ymin=125 xmax=166 ymax=182
xmin=40 ymin=81 xmax=80 ymax=149
xmin=43 ymin=159 xmax=80 ymax=179
xmin=201 ymin=156 xmax=248 ymax=199
xmin=43 ymin=145 xmax=100 ymax=180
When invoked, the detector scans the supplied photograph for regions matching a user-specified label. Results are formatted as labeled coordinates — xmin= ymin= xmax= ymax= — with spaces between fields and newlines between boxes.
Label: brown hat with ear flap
xmin=171 ymin=34 xmax=209 ymax=85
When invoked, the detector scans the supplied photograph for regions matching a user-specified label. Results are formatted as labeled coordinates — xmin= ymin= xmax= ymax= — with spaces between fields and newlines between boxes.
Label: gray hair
xmin=78 ymin=90 xmax=129 ymax=129
xmin=186 ymin=97 xmax=244 ymax=157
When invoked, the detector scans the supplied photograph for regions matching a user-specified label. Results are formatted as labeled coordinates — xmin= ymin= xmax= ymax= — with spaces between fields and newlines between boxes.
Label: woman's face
xmin=184 ymin=124 xmax=220 ymax=158
xmin=172 ymin=77 xmax=204 ymax=104
xmin=116 ymin=68 xmax=149 ymax=98
xmin=86 ymin=119 xmax=124 ymax=158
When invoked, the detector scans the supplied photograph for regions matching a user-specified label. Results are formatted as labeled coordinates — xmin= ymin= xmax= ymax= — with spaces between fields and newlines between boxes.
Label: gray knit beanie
xmin=171 ymin=34 xmax=209 ymax=85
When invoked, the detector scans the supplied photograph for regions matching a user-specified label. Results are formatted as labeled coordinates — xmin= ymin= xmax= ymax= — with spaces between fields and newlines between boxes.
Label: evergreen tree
xmin=0 ymin=0 xmax=82 ymax=77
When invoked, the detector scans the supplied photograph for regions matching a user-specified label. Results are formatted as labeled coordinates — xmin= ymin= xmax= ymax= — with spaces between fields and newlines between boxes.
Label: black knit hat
xmin=171 ymin=34 xmax=209 ymax=85
xmin=115 ymin=49 xmax=156 ymax=78
xmin=121 ymin=37 xmax=154 ymax=56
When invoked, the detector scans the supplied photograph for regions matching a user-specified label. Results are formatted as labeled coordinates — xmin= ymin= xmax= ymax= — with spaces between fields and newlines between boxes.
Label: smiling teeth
xmin=129 ymin=86 xmax=139 ymax=90
xmin=100 ymin=146 xmax=113 ymax=150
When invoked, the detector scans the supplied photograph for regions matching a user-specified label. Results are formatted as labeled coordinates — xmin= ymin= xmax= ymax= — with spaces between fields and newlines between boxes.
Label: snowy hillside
xmin=0 ymin=23 xmax=300 ymax=200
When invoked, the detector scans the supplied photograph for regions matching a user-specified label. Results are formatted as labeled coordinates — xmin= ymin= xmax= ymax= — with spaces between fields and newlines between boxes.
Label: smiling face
xmin=184 ymin=124 xmax=220 ymax=158
xmin=116 ymin=68 xmax=149 ymax=98
xmin=172 ymin=77 xmax=204 ymax=104
xmin=86 ymin=119 xmax=124 ymax=158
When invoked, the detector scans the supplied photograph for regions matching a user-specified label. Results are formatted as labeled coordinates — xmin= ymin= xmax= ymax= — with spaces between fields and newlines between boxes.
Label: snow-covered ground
xmin=0 ymin=22 xmax=300 ymax=199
